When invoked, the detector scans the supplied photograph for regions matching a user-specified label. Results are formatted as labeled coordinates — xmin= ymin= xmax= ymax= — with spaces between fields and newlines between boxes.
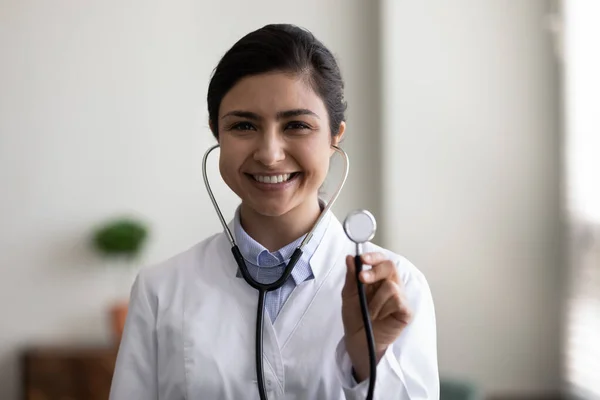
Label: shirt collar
xmin=232 ymin=202 xmax=331 ymax=284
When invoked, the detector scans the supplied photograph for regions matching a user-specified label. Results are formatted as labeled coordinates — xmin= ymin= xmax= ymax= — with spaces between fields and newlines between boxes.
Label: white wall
xmin=563 ymin=1 xmax=600 ymax=398
xmin=564 ymin=1 xmax=600 ymax=224
xmin=0 ymin=1 xmax=380 ymax=398
xmin=380 ymin=0 xmax=562 ymax=396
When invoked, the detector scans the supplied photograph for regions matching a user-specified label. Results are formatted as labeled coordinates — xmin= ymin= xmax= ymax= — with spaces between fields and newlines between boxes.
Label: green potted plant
xmin=91 ymin=217 xmax=149 ymax=343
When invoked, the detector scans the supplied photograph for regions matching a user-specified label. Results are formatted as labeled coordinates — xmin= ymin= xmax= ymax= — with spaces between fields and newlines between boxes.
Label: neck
xmin=240 ymin=199 xmax=322 ymax=252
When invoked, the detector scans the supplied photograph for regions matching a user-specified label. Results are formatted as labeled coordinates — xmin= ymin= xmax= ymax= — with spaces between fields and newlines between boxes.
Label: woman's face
xmin=217 ymin=72 xmax=344 ymax=218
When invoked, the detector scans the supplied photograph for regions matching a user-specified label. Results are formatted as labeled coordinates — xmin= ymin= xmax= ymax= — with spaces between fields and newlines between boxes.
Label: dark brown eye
xmin=285 ymin=121 xmax=310 ymax=130
xmin=231 ymin=122 xmax=256 ymax=131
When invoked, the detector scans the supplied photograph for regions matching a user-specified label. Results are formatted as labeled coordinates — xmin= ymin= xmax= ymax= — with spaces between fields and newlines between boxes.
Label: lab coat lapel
xmin=273 ymin=214 xmax=349 ymax=349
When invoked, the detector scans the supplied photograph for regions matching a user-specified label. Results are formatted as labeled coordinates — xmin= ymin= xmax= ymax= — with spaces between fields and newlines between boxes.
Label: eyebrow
xmin=221 ymin=109 xmax=320 ymax=120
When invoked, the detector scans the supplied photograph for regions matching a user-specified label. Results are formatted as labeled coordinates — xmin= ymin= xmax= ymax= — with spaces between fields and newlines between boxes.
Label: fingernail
xmin=363 ymin=254 xmax=371 ymax=262
xmin=362 ymin=271 xmax=373 ymax=282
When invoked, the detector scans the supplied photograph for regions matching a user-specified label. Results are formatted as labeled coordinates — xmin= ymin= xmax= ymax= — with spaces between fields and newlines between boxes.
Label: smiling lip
xmin=245 ymin=172 xmax=301 ymax=191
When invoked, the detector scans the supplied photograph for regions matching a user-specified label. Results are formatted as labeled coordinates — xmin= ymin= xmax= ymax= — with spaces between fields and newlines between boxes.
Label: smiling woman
xmin=109 ymin=24 xmax=439 ymax=400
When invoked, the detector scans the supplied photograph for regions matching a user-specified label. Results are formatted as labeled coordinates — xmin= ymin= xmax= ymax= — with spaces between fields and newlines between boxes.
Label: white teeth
xmin=253 ymin=173 xmax=292 ymax=183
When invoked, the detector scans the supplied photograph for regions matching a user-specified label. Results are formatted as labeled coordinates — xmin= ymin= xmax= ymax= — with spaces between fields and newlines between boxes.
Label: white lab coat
xmin=109 ymin=213 xmax=439 ymax=400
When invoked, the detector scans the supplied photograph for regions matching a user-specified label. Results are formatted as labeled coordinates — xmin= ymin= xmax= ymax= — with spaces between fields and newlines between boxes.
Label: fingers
xmin=378 ymin=294 xmax=412 ymax=325
xmin=343 ymin=253 xmax=400 ymax=291
xmin=358 ymin=253 xmax=399 ymax=285
xmin=341 ymin=255 xmax=358 ymax=298
xmin=367 ymin=280 xmax=400 ymax=319
xmin=367 ymin=280 xmax=412 ymax=323
xmin=343 ymin=253 xmax=401 ymax=297
xmin=360 ymin=252 xmax=388 ymax=266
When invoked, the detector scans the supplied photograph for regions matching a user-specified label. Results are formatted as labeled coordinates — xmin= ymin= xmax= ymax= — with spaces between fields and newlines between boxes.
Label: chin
xmin=253 ymin=204 xmax=292 ymax=218
xmin=246 ymin=199 xmax=295 ymax=218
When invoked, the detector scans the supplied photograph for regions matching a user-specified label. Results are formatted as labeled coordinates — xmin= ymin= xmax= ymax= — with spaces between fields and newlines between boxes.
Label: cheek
xmin=218 ymin=156 xmax=228 ymax=180
xmin=302 ymin=140 xmax=332 ymax=179
xmin=218 ymin=141 xmax=241 ymax=183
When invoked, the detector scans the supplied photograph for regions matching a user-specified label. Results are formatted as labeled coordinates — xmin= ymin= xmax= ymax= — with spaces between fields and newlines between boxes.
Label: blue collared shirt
xmin=233 ymin=206 xmax=330 ymax=322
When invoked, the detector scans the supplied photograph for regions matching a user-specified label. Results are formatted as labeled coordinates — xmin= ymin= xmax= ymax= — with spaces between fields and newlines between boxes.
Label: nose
xmin=253 ymin=129 xmax=285 ymax=166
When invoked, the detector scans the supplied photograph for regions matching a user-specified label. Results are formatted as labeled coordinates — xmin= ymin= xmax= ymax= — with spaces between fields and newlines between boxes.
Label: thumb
xmin=342 ymin=255 xmax=358 ymax=298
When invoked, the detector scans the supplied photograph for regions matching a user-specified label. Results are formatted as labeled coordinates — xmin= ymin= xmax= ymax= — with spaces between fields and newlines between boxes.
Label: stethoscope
xmin=202 ymin=144 xmax=377 ymax=400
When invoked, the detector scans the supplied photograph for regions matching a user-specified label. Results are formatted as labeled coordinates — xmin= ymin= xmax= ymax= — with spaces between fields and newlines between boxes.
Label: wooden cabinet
xmin=21 ymin=346 xmax=118 ymax=400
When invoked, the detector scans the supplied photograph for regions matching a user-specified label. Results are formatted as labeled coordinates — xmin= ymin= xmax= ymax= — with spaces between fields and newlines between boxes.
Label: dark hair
xmin=207 ymin=24 xmax=347 ymax=138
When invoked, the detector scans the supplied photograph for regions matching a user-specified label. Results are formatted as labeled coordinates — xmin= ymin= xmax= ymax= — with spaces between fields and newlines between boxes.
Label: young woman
xmin=109 ymin=24 xmax=438 ymax=400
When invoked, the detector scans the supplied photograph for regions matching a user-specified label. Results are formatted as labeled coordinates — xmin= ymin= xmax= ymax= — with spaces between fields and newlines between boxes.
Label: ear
xmin=330 ymin=121 xmax=346 ymax=154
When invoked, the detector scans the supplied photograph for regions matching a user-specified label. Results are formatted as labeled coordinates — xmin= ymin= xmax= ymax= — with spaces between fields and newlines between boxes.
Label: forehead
xmin=219 ymin=72 xmax=327 ymax=117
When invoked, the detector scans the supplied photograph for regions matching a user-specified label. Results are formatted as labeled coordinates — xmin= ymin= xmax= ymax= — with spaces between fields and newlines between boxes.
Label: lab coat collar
xmin=227 ymin=209 xmax=340 ymax=282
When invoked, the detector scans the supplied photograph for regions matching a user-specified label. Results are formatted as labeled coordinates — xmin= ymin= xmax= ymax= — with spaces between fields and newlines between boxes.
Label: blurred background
xmin=1 ymin=0 xmax=598 ymax=399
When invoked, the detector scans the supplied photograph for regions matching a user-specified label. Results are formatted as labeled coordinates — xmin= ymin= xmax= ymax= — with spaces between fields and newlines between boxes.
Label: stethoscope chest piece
xmin=344 ymin=210 xmax=377 ymax=242
xmin=344 ymin=209 xmax=377 ymax=250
